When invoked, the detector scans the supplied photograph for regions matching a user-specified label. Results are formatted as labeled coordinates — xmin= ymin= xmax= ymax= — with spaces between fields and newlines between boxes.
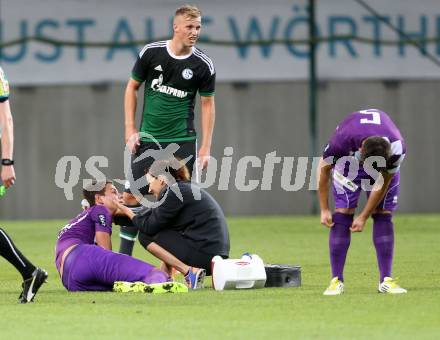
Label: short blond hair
xmin=175 ymin=4 xmax=201 ymax=18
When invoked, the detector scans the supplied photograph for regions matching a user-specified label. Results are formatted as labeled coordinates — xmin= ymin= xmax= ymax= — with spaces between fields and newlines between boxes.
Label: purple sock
xmin=372 ymin=214 xmax=394 ymax=282
xmin=329 ymin=213 xmax=353 ymax=282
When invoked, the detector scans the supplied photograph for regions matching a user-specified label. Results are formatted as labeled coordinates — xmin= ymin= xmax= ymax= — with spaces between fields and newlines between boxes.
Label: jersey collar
xmin=166 ymin=40 xmax=194 ymax=60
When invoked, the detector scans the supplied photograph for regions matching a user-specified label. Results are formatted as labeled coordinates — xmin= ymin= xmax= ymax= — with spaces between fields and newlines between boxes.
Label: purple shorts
xmin=61 ymin=244 xmax=169 ymax=291
xmin=332 ymin=168 xmax=400 ymax=211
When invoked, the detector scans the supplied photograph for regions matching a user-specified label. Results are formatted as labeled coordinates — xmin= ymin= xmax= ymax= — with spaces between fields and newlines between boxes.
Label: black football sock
xmin=119 ymin=226 xmax=138 ymax=256
xmin=118 ymin=204 xmax=144 ymax=256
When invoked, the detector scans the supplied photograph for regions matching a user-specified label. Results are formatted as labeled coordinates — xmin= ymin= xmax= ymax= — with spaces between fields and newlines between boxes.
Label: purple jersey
xmin=55 ymin=205 xmax=112 ymax=271
xmin=322 ymin=109 xmax=406 ymax=174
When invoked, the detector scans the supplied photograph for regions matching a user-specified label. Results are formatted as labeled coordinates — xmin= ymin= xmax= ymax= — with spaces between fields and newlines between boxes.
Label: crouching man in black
xmin=115 ymin=158 xmax=230 ymax=289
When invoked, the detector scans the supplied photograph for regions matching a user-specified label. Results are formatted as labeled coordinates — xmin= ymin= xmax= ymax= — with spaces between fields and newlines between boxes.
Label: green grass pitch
xmin=0 ymin=215 xmax=439 ymax=339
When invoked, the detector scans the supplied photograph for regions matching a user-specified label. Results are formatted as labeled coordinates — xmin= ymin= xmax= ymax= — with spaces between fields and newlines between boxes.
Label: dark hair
xmin=360 ymin=136 xmax=391 ymax=170
xmin=146 ymin=158 xmax=190 ymax=182
xmin=83 ymin=180 xmax=113 ymax=206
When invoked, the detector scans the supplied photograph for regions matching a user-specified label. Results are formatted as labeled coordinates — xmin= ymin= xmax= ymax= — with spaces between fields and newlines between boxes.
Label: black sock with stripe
xmin=119 ymin=226 xmax=138 ymax=256
xmin=0 ymin=228 xmax=36 ymax=280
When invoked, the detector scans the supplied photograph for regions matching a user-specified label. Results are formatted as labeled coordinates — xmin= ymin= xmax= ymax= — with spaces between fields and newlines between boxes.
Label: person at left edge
xmin=0 ymin=66 xmax=48 ymax=303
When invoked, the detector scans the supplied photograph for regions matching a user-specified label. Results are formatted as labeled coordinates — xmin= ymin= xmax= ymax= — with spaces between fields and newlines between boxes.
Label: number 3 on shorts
xmin=359 ymin=109 xmax=381 ymax=125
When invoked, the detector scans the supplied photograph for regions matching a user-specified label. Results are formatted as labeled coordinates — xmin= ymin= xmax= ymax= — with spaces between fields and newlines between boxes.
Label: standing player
xmin=318 ymin=109 xmax=407 ymax=295
xmin=120 ymin=4 xmax=216 ymax=255
xmin=0 ymin=66 xmax=47 ymax=303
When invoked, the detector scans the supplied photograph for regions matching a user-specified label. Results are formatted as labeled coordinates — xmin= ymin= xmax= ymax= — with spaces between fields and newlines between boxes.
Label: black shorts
xmin=125 ymin=140 xmax=197 ymax=195
xmin=138 ymin=229 xmax=217 ymax=275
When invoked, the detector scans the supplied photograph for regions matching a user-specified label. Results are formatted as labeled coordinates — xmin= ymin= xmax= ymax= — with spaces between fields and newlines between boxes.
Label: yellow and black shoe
xmin=113 ymin=281 xmax=188 ymax=294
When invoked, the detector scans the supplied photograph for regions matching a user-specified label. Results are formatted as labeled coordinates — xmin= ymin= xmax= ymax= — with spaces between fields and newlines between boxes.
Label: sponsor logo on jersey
xmin=333 ymin=170 xmax=359 ymax=192
xmin=151 ymin=74 xmax=188 ymax=98
xmin=181 ymin=68 xmax=193 ymax=80
xmin=154 ymin=65 xmax=163 ymax=72
xmin=98 ymin=214 xmax=106 ymax=226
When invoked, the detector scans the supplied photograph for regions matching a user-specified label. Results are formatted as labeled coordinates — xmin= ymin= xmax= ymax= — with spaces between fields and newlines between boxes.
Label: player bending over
xmin=318 ymin=109 xmax=407 ymax=295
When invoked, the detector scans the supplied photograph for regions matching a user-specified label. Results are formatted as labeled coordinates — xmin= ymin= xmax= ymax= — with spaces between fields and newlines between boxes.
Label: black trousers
xmin=138 ymin=229 xmax=216 ymax=275
xmin=125 ymin=140 xmax=196 ymax=196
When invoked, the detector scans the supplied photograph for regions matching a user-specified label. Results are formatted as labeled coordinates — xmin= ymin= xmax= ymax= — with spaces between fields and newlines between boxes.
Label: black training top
xmin=133 ymin=181 xmax=229 ymax=257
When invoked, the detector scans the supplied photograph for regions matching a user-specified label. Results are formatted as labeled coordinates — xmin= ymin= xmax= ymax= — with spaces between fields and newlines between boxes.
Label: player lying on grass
xmin=115 ymin=158 xmax=230 ymax=283
xmin=55 ymin=180 xmax=188 ymax=293
xmin=318 ymin=108 xmax=407 ymax=295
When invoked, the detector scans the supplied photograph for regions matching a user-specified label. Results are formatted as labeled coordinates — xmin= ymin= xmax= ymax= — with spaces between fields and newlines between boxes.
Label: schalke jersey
xmin=131 ymin=40 xmax=216 ymax=142
xmin=0 ymin=66 xmax=10 ymax=103
xmin=322 ymin=109 xmax=406 ymax=174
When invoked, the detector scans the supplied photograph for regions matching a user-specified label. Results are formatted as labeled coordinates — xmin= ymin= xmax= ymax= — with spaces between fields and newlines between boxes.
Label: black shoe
xmin=19 ymin=268 xmax=48 ymax=304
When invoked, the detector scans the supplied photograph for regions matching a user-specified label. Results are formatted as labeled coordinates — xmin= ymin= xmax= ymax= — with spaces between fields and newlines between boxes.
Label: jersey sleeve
xmin=322 ymin=138 xmax=347 ymax=166
xmin=198 ymin=66 xmax=215 ymax=97
xmin=0 ymin=67 xmax=10 ymax=103
xmin=132 ymin=186 xmax=184 ymax=235
xmin=386 ymin=140 xmax=406 ymax=174
xmin=131 ymin=49 xmax=152 ymax=83
xmin=91 ymin=206 xmax=113 ymax=234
